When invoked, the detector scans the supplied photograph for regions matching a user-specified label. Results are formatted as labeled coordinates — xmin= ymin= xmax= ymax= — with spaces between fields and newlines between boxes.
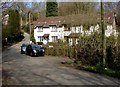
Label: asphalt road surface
xmin=2 ymin=33 xmax=120 ymax=85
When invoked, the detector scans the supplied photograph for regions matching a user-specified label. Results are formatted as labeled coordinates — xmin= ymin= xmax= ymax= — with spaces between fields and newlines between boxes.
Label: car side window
xmin=27 ymin=45 xmax=30 ymax=49
xmin=28 ymin=45 xmax=32 ymax=49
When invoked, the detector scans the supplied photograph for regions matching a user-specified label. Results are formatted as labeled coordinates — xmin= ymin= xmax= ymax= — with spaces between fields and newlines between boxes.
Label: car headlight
xmin=33 ymin=50 xmax=37 ymax=53
xmin=42 ymin=49 xmax=44 ymax=52
xmin=23 ymin=49 xmax=26 ymax=52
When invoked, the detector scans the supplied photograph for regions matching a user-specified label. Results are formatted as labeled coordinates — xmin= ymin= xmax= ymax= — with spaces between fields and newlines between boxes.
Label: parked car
xmin=21 ymin=43 xmax=28 ymax=54
xmin=25 ymin=44 xmax=45 ymax=56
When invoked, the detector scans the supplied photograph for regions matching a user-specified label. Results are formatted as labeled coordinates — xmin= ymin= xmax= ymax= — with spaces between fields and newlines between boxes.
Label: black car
xmin=25 ymin=44 xmax=45 ymax=56
xmin=21 ymin=43 xmax=28 ymax=54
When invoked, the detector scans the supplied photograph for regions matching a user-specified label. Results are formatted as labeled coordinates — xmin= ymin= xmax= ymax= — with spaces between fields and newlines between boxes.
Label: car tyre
xmin=42 ymin=53 xmax=45 ymax=56
xmin=21 ymin=51 xmax=23 ymax=54
xmin=25 ymin=51 xmax=28 ymax=55
xmin=30 ymin=52 xmax=33 ymax=57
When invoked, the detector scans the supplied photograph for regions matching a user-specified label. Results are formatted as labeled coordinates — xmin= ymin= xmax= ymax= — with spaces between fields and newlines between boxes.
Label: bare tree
xmin=58 ymin=2 xmax=98 ymax=16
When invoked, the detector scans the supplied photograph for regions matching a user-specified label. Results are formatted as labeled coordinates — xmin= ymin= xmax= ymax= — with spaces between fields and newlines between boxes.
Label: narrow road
xmin=2 ymin=33 xmax=120 ymax=85
xmin=2 ymin=33 xmax=30 ymax=63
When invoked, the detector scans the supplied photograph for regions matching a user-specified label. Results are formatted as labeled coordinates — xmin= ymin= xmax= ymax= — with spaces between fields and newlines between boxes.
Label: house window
xmin=71 ymin=27 xmax=76 ymax=33
xmin=38 ymin=36 xmax=43 ymax=42
xmin=76 ymin=39 xmax=79 ymax=44
xmin=52 ymin=36 xmax=58 ymax=42
xmin=51 ymin=26 xmax=57 ymax=32
xmin=38 ymin=27 xmax=43 ymax=32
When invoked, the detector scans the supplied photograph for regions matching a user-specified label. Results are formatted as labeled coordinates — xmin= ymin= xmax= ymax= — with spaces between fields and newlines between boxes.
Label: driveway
xmin=2 ymin=33 xmax=120 ymax=85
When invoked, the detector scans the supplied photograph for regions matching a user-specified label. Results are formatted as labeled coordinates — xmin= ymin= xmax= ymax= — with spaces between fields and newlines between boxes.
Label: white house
xmin=33 ymin=16 xmax=65 ymax=44
xmin=33 ymin=12 xmax=117 ymax=45
xmin=104 ymin=12 xmax=118 ymax=37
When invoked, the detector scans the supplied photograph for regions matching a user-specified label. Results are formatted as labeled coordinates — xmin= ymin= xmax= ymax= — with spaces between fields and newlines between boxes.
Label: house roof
xmin=32 ymin=16 xmax=64 ymax=28
xmin=32 ymin=12 xmax=116 ymax=28
xmin=104 ymin=12 xmax=115 ymax=24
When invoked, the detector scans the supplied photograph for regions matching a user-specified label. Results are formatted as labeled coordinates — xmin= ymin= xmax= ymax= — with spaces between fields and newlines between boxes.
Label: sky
xmin=25 ymin=0 xmax=32 ymax=8
xmin=25 ymin=0 xmax=45 ymax=8
xmin=25 ymin=2 xmax=32 ymax=8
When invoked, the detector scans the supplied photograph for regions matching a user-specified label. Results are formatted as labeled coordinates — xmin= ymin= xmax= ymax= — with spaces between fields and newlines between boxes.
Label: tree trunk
xmin=29 ymin=12 xmax=31 ymax=37
xmin=20 ymin=16 xmax=22 ymax=28
xmin=26 ymin=15 xmax=27 ymax=26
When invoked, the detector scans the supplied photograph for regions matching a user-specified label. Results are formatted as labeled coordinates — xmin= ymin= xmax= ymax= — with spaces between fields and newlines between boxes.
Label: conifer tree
xmin=46 ymin=0 xmax=58 ymax=17
xmin=7 ymin=9 xmax=20 ymax=42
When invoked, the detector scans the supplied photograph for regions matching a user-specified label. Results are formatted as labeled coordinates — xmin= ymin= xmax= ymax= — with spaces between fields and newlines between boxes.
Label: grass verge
xmin=62 ymin=60 xmax=120 ymax=79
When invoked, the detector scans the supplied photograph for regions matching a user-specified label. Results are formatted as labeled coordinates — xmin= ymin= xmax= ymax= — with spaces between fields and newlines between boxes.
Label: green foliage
xmin=46 ymin=1 xmax=58 ymax=17
xmin=58 ymin=39 xmax=64 ymax=48
xmin=22 ymin=25 xmax=29 ymax=34
xmin=95 ymin=63 xmax=104 ymax=73
xmin=77 ymin=31 xmax=119 ymax=70
xmin=44 ymin=41 xmax=69 ymax=56
xmin=44 ymin=29 xmax=119 ymax=73
xmin=7 ymin=9 xmax=20 ymax=35
xmin=2 ymin=9 xmax=24 ymax=47
xmin=83 ymin=65 xmax=120 ymax=78
xmin=83 ymin=66 xmax=96 ymax=72
xmin=117 ymin=1 xmax=120 ymax=26
xmin=103 ymin=68 xmax=120 ymax=78
xmin=77 ymin=32 xmax=103 ymax=66
xmin=37 ymin=42 xmax=43 ymax=45
xmin=65 ymin=60 xmax=74 ymax=64
xmin=30 ymin=34 xmax=35 ymax=43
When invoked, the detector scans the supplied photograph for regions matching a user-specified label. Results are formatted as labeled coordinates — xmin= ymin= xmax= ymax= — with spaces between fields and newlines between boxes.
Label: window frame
xmin=52 ymin=36 xmax=58 ymax=42
xmin=38 ymin=36 xmax=43 ymax=42
xmin=38 ymin=26 xmax=43 ymax=32
xmin=51 ymin=25 xmax=57 ymax=32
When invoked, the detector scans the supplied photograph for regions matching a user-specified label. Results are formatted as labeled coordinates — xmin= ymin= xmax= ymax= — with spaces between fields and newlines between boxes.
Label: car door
xmin=27 ymin=45 xmax=32 ymax=55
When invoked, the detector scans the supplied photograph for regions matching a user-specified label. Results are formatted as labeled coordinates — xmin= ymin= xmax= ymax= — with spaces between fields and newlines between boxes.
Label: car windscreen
xmin=22 ymin=44 xmax=28 ymax=47
xmin=32 ymin=45 xmax=41 ymax=49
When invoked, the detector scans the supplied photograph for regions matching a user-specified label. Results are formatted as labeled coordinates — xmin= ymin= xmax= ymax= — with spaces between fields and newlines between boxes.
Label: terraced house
xmin=33 ymin=12 xmax=117 ymax=45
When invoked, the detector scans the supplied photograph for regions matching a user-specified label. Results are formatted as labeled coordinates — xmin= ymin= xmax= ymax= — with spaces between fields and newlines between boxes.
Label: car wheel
xmin=30 ymin=52 xmax=33 ymax=56
xmin=21 ymin=51 xmax=23 ymax=54
xmin=42 ymin=53 xmax=45 ymax=56
xmin=25 ymin=51 xmax=27 ymax=55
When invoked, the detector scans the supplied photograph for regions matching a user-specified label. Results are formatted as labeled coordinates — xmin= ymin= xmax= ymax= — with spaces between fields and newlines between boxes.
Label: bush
xmin=15 ymin=32 xmax=24 ymax=42
xmin=37 ymin=42 xmax=43 ymax=45
xmin=76 ymin=32 xmax=119 ymax=70
xmin=83 ymin=65 xmax=120 ymax=78
xmin=66 ymin=60 xmax=74 ymax=64
xmin=30 ymin=34 xmax=35 ymax=43
xmin=83 ymin=65 xmax=96 ymax=73
xmin=95 ymin=63 xmax=104 ymax=73
xmin=77 ymin=32 xmax=103 ymax=66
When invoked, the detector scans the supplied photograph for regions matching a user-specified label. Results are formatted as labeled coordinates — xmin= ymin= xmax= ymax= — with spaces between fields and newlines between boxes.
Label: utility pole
xmin=29 ymin=11 xmax=31 ymax=37
xmin=101 ymin=0 xmax=106 ymax=67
